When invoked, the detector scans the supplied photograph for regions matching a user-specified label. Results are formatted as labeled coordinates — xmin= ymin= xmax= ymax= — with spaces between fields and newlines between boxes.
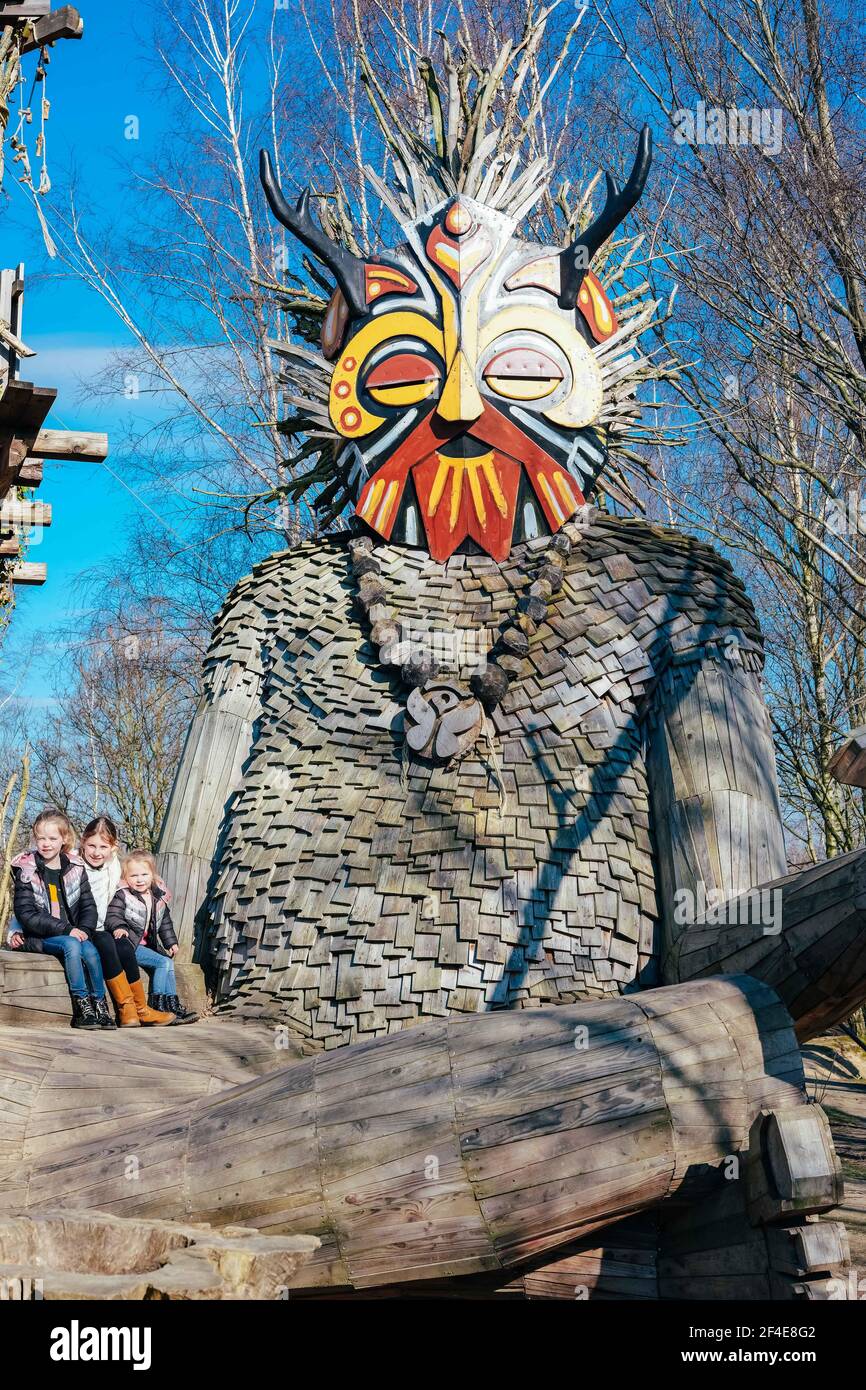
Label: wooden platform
xmin=0 ymin=948 xmax=209 ymax=1028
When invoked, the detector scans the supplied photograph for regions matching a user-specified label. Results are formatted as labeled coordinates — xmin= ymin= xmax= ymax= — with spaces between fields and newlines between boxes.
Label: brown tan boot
xmin=106 ymin=972 xmax=140 ymax=1027
xmin=129 ymin=977 xmax=176 ymax=1026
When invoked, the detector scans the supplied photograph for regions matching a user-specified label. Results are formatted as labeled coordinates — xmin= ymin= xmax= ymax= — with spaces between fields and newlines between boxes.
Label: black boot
xmin=70 ymin=995 xmax=99 ymax=1030
xmin=164 ymin=994 xmax=198 ymax=1024
xmin=91 ymin=995 xmax=116 ymax=1029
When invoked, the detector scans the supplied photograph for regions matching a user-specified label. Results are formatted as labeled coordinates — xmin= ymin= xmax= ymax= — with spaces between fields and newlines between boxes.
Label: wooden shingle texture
xmin=184 ymin=507 xmax=768 ymax=1048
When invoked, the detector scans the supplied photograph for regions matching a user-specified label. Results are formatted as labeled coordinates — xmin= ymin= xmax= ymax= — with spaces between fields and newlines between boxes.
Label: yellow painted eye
xmin=368 ymin=380 xmax=439 ymax=406
xmin=483 ymin=348 xmax=563 ymax=401
xmin=364 ymin=351 xmax=441 ymax=407
xmin=484 ymin=376 xmax=559 ymax=401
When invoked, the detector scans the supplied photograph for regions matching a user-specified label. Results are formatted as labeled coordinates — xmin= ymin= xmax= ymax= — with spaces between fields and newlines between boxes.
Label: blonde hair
xmin=122 ymin=850 xmax=157 ymax=882
xmin=33 ymin=809 xmax=76 ymax=854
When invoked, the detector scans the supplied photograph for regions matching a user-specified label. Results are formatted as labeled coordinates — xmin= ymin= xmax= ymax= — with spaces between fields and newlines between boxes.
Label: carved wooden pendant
xmin=405 ymin=681 xmax=484 ymax=763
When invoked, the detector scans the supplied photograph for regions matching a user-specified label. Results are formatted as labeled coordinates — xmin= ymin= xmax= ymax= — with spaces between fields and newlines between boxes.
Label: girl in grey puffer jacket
xmin=105 ymin=850 xmax=197 ymax=1024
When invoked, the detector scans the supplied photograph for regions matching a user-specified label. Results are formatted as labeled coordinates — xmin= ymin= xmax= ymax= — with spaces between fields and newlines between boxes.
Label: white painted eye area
xmin=482 ymin=347 xmax=563 ymax=401
xmin=479 ymin=323 xmax=603 ymax=428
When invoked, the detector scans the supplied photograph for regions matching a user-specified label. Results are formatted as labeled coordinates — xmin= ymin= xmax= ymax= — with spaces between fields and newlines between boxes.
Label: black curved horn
xmin=559 ymin=125 xmax=652 ymax=310
xmin=260 ymin=149 xmax=367 ymax=318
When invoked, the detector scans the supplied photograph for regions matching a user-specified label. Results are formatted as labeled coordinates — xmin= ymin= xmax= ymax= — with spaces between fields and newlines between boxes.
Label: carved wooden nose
xmin=435 ymin=351 xmax=483 ymax=424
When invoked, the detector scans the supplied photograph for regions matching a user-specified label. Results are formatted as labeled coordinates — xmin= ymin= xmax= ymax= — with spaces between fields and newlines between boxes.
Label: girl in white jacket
xmin=79 ymin=816 xmax=177 ymax=1026
xmin=79 ymin=816 xmax=122 ymax=928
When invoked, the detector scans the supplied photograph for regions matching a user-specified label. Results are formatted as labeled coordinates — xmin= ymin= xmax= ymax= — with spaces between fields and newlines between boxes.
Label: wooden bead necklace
xmin=348 ymin=526 xmax=574 ymax=769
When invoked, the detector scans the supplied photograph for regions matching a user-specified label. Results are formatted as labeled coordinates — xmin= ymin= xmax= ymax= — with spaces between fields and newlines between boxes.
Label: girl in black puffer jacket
xmin=9 ymin=808 xmax=106 ymax=1030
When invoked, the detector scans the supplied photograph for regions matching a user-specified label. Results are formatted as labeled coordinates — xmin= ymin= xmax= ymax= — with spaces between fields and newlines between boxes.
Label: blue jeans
xmin=42 ymin=935 xmax=105 ymax=999
xmin=135 ymin=945 xmax=176 ymax=994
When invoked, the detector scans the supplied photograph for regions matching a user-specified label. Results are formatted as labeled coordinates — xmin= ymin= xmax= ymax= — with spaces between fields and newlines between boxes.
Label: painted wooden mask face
xmin=328 ymin=198 xmax=620 ymax=562
xmin=261 ymin=129 xmax=650 ymax=563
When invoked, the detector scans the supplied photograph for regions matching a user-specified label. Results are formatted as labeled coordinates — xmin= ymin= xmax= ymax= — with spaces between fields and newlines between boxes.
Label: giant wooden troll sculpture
xmin=152 ymin=57 xmax=866 ymax=1298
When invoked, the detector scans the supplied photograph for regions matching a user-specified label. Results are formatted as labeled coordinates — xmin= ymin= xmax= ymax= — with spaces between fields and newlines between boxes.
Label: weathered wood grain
xmin=157 ymin=515 xmax=779 ymax=1044
xmin=670 ymin=848 xmax=866 ymax=1040
xmin=4 ymin=976 xmax=813 ymax=1292
xmin=0 ymin=951 xmax=208 ymax=1027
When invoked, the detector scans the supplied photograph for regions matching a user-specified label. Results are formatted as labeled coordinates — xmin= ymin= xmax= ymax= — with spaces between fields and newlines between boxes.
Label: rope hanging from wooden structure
xmin=10 ymin=33 xmax=54 ymax=253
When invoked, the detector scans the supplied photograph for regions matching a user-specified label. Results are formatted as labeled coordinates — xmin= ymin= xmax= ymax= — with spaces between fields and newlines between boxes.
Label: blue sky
xmin=0 ymin=0 xmax=174 ymax=704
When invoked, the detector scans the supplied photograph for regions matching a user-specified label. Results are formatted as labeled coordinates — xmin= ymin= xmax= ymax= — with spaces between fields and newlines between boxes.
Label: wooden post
xmin=0 ymin=6 xmax=86 ymax=56
xmin=0 ymin=260 xmax=109 ymax=594
xmin=20 ymin=6 xmax=84 ymax=53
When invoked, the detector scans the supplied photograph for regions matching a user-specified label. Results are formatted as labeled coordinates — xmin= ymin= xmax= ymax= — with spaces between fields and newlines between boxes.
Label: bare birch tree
xmin=27 ymin=601 xmax=199 ymax=849
xmin=593 ymin=0 xmax=866 ymax=857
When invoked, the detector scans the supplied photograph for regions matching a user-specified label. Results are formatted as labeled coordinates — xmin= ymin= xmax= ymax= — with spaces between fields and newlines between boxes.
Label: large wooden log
xmin=0 ymin=1015 xmax=309 ymax=1212
xmin=19 ymin=976 xmax=806 ymax=1291
xmin=669 ymin=847 xmax=866 ymax=1041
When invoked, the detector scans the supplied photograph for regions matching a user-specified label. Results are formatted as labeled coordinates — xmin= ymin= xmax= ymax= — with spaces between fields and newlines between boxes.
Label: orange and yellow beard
xmin=412 ymin=448 xmax=521 ymax=562
xmin=354 ymin=405 xmax=584 ymax=563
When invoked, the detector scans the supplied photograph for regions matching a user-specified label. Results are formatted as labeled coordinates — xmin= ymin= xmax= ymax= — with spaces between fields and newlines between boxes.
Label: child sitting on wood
xmin=105 ymin=850 xmax=198 ymax=1024
xmin=9 ymin=809 xmax=110 ymax=1030
xmin=78 ymin=818 xmax=178 ymax=1028
xmin=79 ymin=815 xmax=121 ymax=929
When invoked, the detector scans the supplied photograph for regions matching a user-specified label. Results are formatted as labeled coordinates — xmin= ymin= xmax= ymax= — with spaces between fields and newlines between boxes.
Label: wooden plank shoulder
xmin=157 ymin=535 xmax=349 ymax=954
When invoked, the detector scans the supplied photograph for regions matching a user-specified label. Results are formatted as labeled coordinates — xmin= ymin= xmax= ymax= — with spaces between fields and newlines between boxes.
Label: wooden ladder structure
xmin=0 ymin=5 xmax=83 ymax=50
xmin=0 ymin=263 xmax=108 ymax=592
xmin=0 ymin=7 xmax=104 ymax=596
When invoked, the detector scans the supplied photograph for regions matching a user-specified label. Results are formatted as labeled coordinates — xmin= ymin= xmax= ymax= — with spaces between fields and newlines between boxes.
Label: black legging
xmin=91 ymin=929 xmax=140 ymax=984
